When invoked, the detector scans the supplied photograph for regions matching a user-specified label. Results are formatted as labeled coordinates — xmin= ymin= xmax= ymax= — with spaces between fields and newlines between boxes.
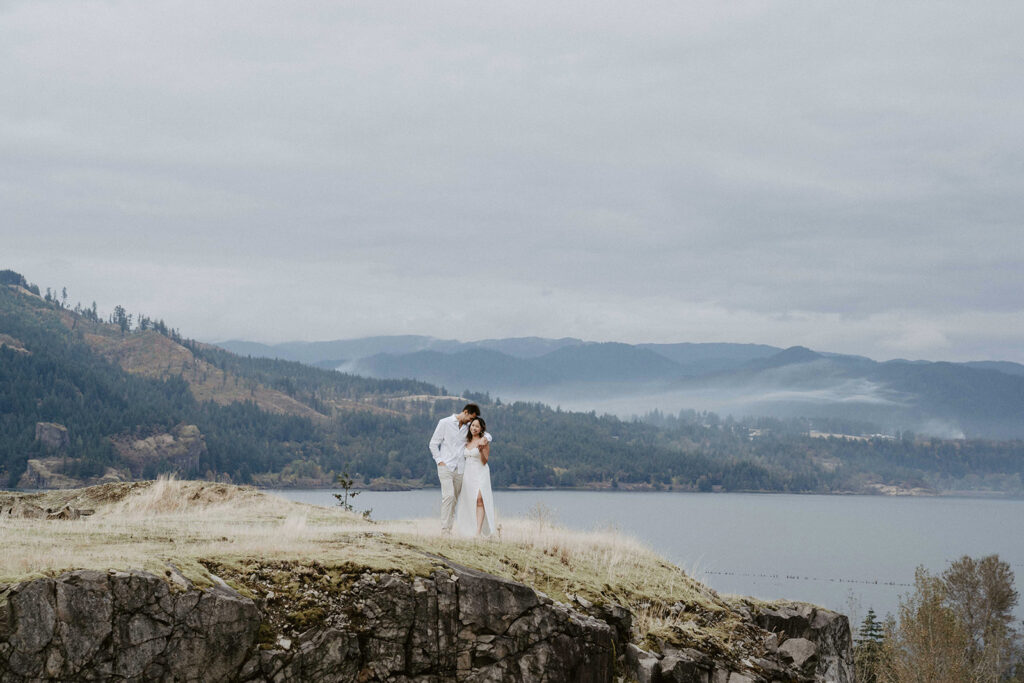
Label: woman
xmin=453 ymin=416 xmax=496 ymax=538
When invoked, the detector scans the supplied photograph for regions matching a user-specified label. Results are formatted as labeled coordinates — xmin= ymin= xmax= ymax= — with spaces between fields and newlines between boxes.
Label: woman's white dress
xmin=454 ymin=446 xmax=496 ymax=537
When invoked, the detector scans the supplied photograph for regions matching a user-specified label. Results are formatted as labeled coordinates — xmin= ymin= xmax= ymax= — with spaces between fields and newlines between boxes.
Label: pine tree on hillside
xmin=112 ymin=305 xmax=131 ymax=335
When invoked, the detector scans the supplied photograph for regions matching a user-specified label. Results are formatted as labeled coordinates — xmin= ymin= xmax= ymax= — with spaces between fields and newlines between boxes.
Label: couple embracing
xmin=429 ymin=403 xmax=496 ymax=538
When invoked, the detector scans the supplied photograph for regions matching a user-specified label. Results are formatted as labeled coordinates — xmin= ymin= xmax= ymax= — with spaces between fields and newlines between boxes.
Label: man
xmin=429 ymin=403 xmax=492 ymax=534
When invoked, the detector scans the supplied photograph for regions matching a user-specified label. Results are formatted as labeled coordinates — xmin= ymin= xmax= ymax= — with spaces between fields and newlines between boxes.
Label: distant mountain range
xmin=218 ymin=336 xmax=781 ymax=373
xmin=218 ymin=336 xmax=1024 ymax=439
xmin=220 ymin=335 xmax=591 ymax=364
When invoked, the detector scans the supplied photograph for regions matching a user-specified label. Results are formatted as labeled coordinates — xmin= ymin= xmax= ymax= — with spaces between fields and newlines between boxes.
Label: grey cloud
xmin=2 ymin=0 xmax=1023 ymax=361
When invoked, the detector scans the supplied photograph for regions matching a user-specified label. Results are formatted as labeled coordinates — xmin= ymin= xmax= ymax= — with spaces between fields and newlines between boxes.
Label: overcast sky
xmin=3 ymin=1 xmax=1022 ymax=362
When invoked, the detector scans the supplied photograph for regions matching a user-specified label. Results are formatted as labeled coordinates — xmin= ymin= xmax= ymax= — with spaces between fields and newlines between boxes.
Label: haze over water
xmin=275 ymin=489 xmax=1024 ymax=622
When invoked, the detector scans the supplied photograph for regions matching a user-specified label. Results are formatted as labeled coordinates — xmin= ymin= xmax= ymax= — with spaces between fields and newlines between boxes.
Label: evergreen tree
xmin=855 ymin=608 xmax=886 ymax=683
xmin=112 ymin=305 xmax=130 ymax=335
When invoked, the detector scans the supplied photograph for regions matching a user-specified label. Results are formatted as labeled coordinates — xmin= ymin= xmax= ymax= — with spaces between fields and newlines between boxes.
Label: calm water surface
xmin=270 ymin=489 xmax=1024 ymax=623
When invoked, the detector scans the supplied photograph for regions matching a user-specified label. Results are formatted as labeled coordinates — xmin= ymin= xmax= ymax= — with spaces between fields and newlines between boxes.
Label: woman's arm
xmin=479 ymin=441 xmax=489 ymax=465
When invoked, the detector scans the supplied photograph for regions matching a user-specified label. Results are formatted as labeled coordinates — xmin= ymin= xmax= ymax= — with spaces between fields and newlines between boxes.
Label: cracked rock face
xmin=0 ymin=570 xmax=257 ymax=681
xmin=263 ymin=564 xmax=615 ymax=682
xmin=0 ymin=566 xmax=612 ymax=682
xmin=755 ymin=603 xmax=855 ymax=683
xmin=0 ymin=565 xmax=851 ymax=682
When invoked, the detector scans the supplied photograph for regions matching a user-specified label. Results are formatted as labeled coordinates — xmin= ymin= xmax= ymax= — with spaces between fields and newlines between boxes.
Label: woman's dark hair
xmin=466 ymin=417 xmax=486 ymax=443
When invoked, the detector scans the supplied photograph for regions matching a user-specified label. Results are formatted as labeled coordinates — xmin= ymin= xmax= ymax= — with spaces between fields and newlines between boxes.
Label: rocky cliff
xmin=0 ymin=563 xmax=852 ymax=683
xmin=15 ymin=424 xmax=207 ymax=490
xmin=111 ymin=424 xmax=206 ymax=479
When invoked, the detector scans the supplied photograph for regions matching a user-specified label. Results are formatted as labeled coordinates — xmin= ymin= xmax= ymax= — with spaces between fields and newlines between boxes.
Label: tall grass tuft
xmin=109 ymin=475 xmax=190 ymax=517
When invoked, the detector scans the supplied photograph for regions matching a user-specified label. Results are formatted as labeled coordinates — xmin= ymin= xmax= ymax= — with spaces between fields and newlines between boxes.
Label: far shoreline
xmin=337 ymin=485 xmax=1024 ymax=500
xmin=5 ymin=482 xmax=1022 ymax=500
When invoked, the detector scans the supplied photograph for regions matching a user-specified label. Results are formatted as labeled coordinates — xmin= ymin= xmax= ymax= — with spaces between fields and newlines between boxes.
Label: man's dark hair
xmin=462 ymin=403 xmax=481 ymax=417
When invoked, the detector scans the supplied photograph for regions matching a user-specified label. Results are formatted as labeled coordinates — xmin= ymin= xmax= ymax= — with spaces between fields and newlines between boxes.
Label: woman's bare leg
xmin=476 ymin=492 xmax=485 ymax=535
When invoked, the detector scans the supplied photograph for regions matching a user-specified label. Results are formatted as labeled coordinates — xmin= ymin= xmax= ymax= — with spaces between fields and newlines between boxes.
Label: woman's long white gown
xmin=454 ymin=446 xmax=496 ymax=538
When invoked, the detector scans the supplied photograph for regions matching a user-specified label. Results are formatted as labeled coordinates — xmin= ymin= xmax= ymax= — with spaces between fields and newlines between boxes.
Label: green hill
xmin=2 ymin=271 xmax=1023 ymax=496
xmin=0 ymin=275 xmax=800 ymax=492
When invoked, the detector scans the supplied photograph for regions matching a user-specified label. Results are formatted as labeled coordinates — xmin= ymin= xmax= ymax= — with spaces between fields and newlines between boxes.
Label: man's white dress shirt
xmin=429 ymin=414 xmax=492 ymax=474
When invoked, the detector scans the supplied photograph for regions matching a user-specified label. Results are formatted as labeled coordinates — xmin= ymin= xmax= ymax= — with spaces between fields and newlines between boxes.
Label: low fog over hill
xmin=219 ymin=337 xmax=1024 ymax=439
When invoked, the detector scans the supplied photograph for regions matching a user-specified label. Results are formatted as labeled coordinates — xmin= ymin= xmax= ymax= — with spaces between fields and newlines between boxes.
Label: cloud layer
xmin=3 ymin=1 xmax=1022 ymax=361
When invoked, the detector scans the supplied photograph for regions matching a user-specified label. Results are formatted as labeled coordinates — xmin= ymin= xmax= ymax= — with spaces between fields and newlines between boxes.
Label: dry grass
xmin=383 ymin=516 xmax=719 ymax=610
xmin=1 ymin=478 xmax=746 ymax=648
xmin=80 ymin=332 xmax=327 ymax=421
xmin=379 ymin=517 xmax=759 ymax=654
xmin=0 ymin=332 xmax=29 ymax=354
xmin=0 ymin=478 xmax=390 ymax=587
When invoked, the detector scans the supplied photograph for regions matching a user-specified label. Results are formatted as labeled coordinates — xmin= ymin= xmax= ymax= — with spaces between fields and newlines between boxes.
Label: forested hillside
xmin=2 ymin=272 xmax=1022 ymax=495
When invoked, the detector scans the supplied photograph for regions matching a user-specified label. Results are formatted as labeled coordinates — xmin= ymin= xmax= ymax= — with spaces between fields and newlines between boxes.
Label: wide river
xmin=271 ymin=488 xmax=1024 ymax=623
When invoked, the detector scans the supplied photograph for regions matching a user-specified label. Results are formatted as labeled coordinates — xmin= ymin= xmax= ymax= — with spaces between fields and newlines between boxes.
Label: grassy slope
xmin=2 ymin=284 xmax=404 ymax=423
xmin=68 ymin=317 xmax=329 ymax=421
xmin=0 ymin=480 xmax=761 ymax=657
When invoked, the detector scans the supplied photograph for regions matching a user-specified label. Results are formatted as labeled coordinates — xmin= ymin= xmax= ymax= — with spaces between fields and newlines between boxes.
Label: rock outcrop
xmin=34 ymin=423 xmax=69 ymax=452
xmin=0 ymin=564 xmax=853 ymax=682
xmin=754 ymin=603 xmax=854 ymax=683
xmin=0 ymin=570 xmax=257 ymax=681
xmin=111 ymin=424 xmax=206 ymax=478
xmin=0 ymin=500 xmax=93 ymax=521
xmin=0 ymin=334 xmax=30 ymax=354
xmin=15 ymin=458 xmax=126 ymax=490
